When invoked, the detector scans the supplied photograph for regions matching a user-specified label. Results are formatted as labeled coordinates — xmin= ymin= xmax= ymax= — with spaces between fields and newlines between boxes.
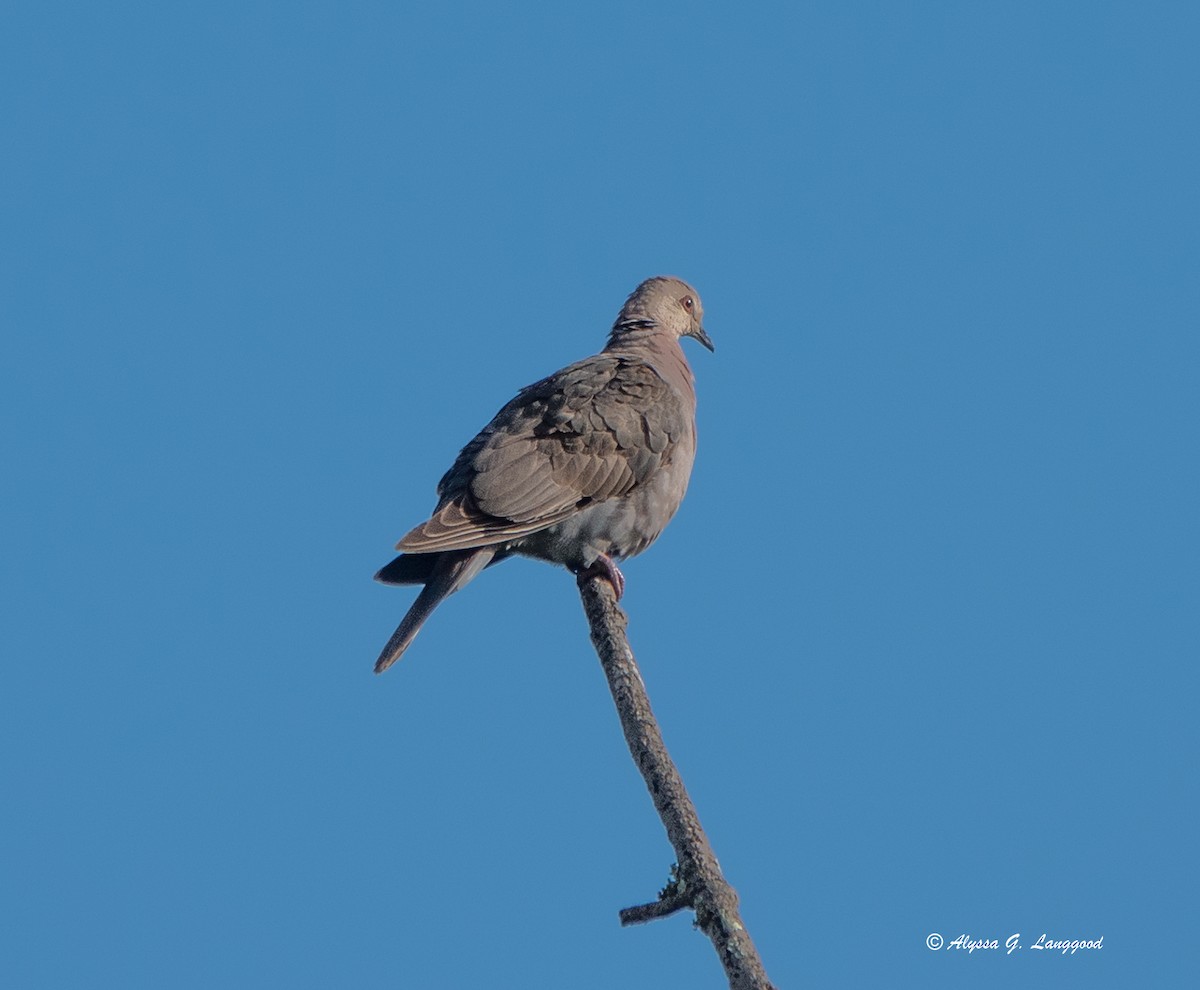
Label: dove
xmin=372 ymin=275 xmax=713 ymax=673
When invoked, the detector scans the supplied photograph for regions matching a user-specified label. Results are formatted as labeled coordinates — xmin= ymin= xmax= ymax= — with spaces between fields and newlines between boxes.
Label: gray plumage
xmin=373 ymin=275 xmax=713 ymax=673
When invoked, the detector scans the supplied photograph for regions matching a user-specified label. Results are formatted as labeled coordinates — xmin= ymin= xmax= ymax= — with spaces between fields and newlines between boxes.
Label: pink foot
xmin=576 ymin=553 xmax=625 ymax=599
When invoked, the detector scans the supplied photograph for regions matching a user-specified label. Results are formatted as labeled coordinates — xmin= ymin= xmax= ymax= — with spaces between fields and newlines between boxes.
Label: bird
xmin=372 ymin=275 xmax=713 ymax=673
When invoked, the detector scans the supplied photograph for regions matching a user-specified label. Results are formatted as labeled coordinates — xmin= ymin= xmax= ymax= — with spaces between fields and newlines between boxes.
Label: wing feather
xmin=395 ymin=354 xmax=686 ymax=553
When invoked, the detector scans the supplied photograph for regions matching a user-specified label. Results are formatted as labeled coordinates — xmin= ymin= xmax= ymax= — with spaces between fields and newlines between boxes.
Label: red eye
xmin=682 ymin=296 xmax=694 ymax=311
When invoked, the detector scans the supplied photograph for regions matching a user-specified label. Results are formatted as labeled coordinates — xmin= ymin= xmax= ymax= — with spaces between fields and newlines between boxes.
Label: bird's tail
xmin=373 ymin=548 xmax=496 ymax=674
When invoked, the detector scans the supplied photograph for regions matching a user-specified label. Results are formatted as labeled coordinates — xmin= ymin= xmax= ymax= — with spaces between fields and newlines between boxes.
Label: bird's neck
xmin=605 ymin=319 xmax=662 ymax=351
xmin=603 ymin=324 xmax=695 ymax=395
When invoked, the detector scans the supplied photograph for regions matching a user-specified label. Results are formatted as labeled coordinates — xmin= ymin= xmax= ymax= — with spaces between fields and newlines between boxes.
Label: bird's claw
xmin=576 ymin=554 xmax=625 ymax=600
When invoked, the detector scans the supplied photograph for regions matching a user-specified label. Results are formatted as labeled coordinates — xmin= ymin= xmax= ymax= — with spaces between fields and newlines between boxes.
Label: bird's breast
xmin=515 ymin=420 xmax=696 ymax=568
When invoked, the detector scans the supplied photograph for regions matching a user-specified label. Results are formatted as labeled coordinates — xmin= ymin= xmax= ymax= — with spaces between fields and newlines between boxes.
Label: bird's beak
xmin=691 ymin=325 xmax=715 ymax=352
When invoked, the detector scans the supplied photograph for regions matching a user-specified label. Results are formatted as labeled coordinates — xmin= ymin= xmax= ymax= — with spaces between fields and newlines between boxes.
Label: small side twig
xmin=578 ymin=575 xmax=775 ymax=990
xmin=619 ymin=863 xmax=691 ymax=924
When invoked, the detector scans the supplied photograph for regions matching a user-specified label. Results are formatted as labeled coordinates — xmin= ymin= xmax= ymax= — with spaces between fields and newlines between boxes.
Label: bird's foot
xmin=575 ymin=554 xmax=626 ymax=600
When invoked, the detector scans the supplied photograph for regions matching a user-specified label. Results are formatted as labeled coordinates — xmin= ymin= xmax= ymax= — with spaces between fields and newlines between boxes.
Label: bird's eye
xmin=681 ymin=296 xmax=694 ymax=311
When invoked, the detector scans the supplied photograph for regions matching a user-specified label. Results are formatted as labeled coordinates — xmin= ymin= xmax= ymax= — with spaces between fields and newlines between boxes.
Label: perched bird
xmin=372 ymin=275 xmax=713 ymax=673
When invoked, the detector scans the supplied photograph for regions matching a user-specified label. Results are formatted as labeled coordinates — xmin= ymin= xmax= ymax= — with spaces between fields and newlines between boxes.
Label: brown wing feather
xmin=396 ymin=354 xmax=685 ymax=554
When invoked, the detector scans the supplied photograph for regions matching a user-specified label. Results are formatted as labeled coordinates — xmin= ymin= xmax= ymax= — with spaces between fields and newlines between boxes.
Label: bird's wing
xmin=396 ymin=354 xmax=688 ymax=553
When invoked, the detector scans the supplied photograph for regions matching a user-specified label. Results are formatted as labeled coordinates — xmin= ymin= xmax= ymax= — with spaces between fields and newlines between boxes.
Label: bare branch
xmin=577 ymin=574 xmax=776 ymax=990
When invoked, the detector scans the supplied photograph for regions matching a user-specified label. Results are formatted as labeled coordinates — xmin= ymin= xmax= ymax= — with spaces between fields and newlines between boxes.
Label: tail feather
xmin=374 ymin=553 xmax=437 ymax=585
xmin=373 ymin=548 xmax=497 ymax=673
xmin=375 ymin=549 xmax=510 ymax=586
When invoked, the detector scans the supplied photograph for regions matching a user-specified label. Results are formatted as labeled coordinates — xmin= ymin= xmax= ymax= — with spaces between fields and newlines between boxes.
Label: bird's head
xmin=611 ymin=276 xmax=714 ymax=352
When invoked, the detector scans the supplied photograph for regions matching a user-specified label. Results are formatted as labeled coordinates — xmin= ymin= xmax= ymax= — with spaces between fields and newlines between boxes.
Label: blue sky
xmin=3 ymin=2 xmax=1196 ymax=987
